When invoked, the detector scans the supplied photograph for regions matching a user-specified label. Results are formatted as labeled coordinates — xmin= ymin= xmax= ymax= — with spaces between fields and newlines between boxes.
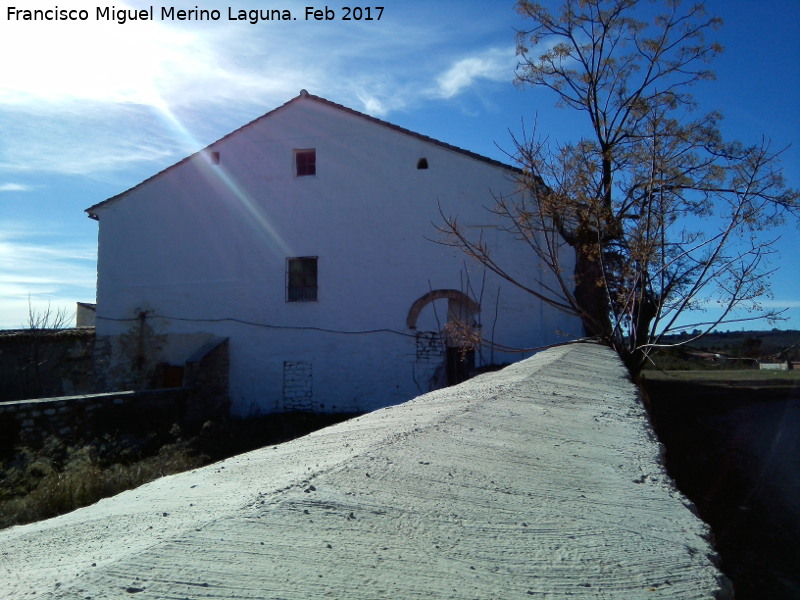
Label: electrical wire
xmin=96 ymin=313 xmax=418 ymax=339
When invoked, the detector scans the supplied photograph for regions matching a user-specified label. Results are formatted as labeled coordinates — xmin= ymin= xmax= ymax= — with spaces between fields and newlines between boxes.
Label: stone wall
xmin=0 ymin=337 xmax=230 ymax=453
xmin=0 ymin=389 xmax=189 ymax=453
xmin=0 ymin=328 xmax=95 ymax=402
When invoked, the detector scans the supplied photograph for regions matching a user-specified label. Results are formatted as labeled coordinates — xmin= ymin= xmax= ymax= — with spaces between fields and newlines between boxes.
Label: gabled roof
xmin=85 ymin=90 xmax=521 ymax=218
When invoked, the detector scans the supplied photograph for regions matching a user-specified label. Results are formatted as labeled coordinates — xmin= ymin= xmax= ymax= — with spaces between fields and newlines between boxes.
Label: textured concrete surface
xmin=0 ymin=342 xmax=731 ymax=599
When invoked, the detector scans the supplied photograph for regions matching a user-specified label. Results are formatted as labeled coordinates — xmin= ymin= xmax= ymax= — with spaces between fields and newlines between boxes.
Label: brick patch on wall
xmin=283 ymin=361 xmax=313 ymax=411
xmin=415 ymin=331 xmax=444 ymax=361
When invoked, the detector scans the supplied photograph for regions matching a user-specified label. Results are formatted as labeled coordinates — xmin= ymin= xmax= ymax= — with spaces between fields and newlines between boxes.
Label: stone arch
xmin=408 ymin=289 xmax=481 ymax=387
xmin=406 ymin=289 xmax=480 ymax=330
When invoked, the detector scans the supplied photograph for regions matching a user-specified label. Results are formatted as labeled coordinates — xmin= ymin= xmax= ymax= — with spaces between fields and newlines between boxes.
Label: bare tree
xmin=440 ymin=0 xmax=799 ymax=377
xmin=18 ymin=300 xmax=71 ymax=398
xmin=25 ymin=300 xmax=70 ymax=331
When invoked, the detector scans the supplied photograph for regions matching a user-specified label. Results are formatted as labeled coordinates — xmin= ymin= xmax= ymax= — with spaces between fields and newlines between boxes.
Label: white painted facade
xmin=87 ymin=92 xmax=581 ymax=415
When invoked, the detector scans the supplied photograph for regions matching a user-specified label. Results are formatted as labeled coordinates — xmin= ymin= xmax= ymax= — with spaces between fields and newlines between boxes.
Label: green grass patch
xmin=642 ymin=369 xmax=800 ymax=390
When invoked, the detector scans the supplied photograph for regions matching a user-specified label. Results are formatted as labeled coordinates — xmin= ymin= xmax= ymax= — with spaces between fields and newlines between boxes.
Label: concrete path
xmin=0 ymin=343 xmax=731 ymax=599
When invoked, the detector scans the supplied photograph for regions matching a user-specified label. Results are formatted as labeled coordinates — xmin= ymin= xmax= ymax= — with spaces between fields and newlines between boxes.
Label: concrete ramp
xmin=0 ymin=343 xmax=730 ymax=599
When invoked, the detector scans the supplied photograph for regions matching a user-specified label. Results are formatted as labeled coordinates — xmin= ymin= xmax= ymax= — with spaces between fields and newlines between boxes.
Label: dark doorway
xmin=446 ymin=347 xmax=474 ymax=386
xmin=161 ymin=364 xmax=185 ymax=388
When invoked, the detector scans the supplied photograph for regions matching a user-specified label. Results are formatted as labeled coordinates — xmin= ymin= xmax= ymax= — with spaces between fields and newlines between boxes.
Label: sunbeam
xmin=146 ymin=92 xmax=293 ymax=259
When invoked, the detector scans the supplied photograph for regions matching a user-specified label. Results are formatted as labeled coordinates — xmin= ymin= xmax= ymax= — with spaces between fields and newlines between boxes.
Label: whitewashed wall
xmin=91 ymin=95 xmax=581 ymax=415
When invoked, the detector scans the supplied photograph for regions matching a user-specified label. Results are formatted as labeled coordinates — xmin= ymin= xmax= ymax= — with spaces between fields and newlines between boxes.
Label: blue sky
xmin=0 ymin=0 xmax=798 ymax=331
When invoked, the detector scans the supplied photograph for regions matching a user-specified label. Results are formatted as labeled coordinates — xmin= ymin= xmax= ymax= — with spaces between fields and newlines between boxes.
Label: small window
xmin=210 ymin=151 xmax=220 ymax=165
xmin=295 ymin=149 xmax=316 ymax=176
xmin=287 ymin=257 xmax=318 ymax=302
xmin=417 ymin=157 xmax=428 ymax=169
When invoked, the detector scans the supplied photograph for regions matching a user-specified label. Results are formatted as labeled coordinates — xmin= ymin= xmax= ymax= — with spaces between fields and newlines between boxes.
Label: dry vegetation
xmin=644 ymin=329 xmax=800 ymax=371
xmin=0 ymin=413 xmax=356 ymax=530
xmin=0 ymin=431 xmax=205 ymax=529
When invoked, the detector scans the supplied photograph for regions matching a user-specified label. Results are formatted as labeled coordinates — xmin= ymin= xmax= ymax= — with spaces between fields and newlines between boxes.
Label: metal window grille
xmin=287 ymin=257 xmax=318 ymax=301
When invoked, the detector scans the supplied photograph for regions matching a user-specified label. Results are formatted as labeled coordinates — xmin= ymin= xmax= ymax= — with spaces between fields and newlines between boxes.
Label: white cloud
xmin=0 ymin=8 xmax=370 ymax=175
xmin=0 ymin=1 xmax=362 ymax=113
xmin=0 ymin=103 xmax=184 ymax=175
xmin=758 ymin=299 xmax=800 ymax=309
xmin=0 ymin=183 xmax=32 ymax=192
xmin=0 ymin=2 xmax=332 ymax=174
xmin=1 ymin=3 xmax=255 ymax=109
xmin=433 ymin=47 xmax=516 ymax=99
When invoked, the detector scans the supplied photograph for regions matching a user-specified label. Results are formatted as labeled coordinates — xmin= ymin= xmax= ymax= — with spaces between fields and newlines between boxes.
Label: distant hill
xmin=648 ymin=329 xmax=800 ymax=370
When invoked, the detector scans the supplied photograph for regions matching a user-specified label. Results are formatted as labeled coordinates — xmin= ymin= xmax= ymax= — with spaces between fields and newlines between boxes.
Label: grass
xmin=0 ymin=412 xmax=357 ymax=530
xmin=643 ymin=368 xmax=800 ymax=385
xmin=641 ymin=369 xmax=800 ymax=404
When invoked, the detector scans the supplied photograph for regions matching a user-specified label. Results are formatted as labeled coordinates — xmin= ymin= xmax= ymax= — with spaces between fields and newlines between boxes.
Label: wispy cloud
xmin=0 ymin=3 xmax=268 ymax=109
xmin=0 ymin=225 xmax=96 ymax=328
xmin=0 ymin=2 xmax=516 ymax=178
xmin=0 ymin=183 xmax=32 ymax=192
xmin=0 ymin=4 xmax=329 ymax=175
xmin=0 ymin=103 xmax=185 ymax=175
xmin=433 ymin=47 xmax=516 ymax=99
xmin=758 ymin=299 xmax=800 ymax=309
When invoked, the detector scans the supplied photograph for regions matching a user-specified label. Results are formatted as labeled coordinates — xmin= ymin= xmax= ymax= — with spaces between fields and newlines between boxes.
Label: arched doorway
xmin=407 ymin=289 xmax=480 ymax=386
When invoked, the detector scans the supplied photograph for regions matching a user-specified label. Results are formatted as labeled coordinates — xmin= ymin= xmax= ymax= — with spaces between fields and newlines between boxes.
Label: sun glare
xmin=0 ymin=5 xmax=198 ymax=108
xmin=150 ymin=98 xmax=293 ymax=258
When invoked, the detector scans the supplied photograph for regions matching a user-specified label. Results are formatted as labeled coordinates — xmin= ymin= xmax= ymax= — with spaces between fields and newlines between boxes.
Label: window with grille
xmin=295 ymin=149 xmax=316 ymax=176
xmin=287 ymin=257 xmax=318 ymax=302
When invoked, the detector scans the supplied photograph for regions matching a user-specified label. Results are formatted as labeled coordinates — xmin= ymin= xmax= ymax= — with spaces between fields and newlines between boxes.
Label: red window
xmin=295 ymin=149 xmax=316 ymax=176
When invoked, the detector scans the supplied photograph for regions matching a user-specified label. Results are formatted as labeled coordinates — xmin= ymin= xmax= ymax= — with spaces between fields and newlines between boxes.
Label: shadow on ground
xmin=643 ymin=374 xmax=800 ymax=600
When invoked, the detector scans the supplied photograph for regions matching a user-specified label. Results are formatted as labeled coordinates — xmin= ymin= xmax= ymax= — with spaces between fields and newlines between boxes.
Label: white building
xmin=86 ymin=91 xmax=580 ymax=415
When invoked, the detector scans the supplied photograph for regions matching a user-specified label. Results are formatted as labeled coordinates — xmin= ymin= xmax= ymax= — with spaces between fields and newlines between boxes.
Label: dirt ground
xmin=642 ymin=371 xmax=800 ymax=600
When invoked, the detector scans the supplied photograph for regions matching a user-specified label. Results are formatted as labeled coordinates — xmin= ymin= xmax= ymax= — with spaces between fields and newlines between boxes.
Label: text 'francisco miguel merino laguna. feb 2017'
xmin=6 ymin=6 xmax=385 ymax=24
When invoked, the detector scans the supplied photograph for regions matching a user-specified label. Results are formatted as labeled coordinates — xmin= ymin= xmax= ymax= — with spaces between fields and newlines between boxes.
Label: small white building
xmin=86 ymin=91 xmax=580 ymax=415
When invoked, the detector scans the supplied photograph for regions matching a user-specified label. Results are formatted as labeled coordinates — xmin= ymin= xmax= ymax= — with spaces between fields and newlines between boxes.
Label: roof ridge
xmin=300 ymin=92 xmax=520 ymax=172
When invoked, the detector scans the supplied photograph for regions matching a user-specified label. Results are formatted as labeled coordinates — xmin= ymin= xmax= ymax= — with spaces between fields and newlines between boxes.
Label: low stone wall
xmin=0 ymin=389 xmax=193 ymax=452
xmin=0 ymin=337 xmax=231 ymax=453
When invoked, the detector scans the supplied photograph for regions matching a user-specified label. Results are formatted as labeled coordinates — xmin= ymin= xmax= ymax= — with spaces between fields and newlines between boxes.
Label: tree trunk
xmin=573 ymin=244 xmax=612 ymax=339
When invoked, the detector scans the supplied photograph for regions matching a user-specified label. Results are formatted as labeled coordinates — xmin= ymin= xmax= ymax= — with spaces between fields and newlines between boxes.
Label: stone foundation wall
xmin=0 ymin=389 xmax=191 ymax=453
